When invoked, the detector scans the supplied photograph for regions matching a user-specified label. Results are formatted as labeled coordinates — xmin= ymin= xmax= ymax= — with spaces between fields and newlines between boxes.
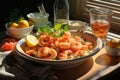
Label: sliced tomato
xmin=1 ymin=42 xmax=15 ymax=51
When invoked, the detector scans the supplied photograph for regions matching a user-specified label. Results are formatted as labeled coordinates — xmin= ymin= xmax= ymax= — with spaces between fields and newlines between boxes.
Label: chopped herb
xmin=36 ymin=23 xmax=69 ymax=37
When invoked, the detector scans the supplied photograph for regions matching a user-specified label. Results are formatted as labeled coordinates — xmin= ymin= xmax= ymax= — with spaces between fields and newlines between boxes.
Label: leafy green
xmin=54 ymin=23 xmax=62 ymax=31
xmin=63 ymin=24 xmax=69 ymax=32
xmin=37 ymin=26 xmax=53 ymax=34
xmin=37 ymin=27 xmax=42 ymax=33
xmin=42 ymin=26 xmax=52 ymax=33
xmin=37 ymin=23 xmax=69 ymax=37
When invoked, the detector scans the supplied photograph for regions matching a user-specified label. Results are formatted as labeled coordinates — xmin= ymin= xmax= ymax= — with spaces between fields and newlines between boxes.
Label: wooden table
xmin=54 ymin=47 xmax=120 ymax=80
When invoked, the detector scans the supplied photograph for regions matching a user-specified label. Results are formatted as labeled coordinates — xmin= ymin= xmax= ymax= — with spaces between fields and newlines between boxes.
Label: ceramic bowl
xmin=27 ymin=12 xmax=49 ymax=28
xmin=105 ymin=39 xmax=120 ymax=57
xmin=69 ymin=20 xmax=87 ymax=31
xmin=16 ymin=31 xmax=102 ymax=69
xmin=5 ymin=23 xmax=34 ymax=40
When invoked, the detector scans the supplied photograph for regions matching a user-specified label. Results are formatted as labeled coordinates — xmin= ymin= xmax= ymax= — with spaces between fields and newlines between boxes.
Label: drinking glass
xmin=89 ymin=7 xmax=113 ymax=42
xmin=54 ymin=0 xmax=69 ymax=27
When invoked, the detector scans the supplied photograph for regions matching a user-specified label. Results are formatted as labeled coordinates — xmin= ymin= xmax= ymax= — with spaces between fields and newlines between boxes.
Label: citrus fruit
xmin=18 ymin=20 xmax=29 ymax=28
xmin=9 ymin=22 xmax=18 ymax=28
xmin=26 ymin=35 xmax=38 ymax=47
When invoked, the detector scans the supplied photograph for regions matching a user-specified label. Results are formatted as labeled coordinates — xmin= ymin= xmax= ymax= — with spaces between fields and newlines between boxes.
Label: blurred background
xmin=1 ymin=0 xmax=120 ymax=35
xmin=0 ymin=0 xmax=55 ymax=31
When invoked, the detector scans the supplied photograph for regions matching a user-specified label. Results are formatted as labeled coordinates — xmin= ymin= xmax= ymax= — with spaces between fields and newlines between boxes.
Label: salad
xmin=21 ymin=24 xmax=94 ymax=60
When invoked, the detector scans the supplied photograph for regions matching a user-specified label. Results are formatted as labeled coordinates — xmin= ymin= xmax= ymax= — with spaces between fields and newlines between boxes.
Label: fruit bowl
xmin=27 ymin=12 xmax=49 ymax=28
xmin=5 ymin=21 xmax=34 ymax=40
xmin=16 ymin=31 xmax=102 ymax=69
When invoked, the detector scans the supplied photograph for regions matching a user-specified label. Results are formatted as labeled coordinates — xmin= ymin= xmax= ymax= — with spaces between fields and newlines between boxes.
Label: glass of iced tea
xmin=89 ymin=7 xmax=113 ymax=41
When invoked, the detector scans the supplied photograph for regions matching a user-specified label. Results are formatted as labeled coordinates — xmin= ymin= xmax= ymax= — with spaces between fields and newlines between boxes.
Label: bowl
xmin=16 ymin=31 xmax=102 ymax=69
xmin=5 ymin=23 xmax=34 ymax=40
xmin=105 ymin=39 xmax=120 ymax=57
xmin=69 ymin=20 xmax=87 ymax=31
xmin=27 ymin=12 xmax=49 ymax=28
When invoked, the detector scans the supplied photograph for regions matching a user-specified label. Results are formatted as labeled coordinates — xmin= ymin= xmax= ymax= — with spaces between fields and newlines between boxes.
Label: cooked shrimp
xmin=70 ymin=36 xmax=82 ymax=42
xmin=63 ymin=31 xmax=71 ymax=39
xmin=60 ymin=31 xmax=71 ymax=42
xmin=26 ymin=49 xmax=37 ymax=56
xmin=51 ymin=38 xmax=59 ymax=48
xmin=22 ymin=30 xmax=94 ymax=60
xmin=74 ymin=50 xmax=85 ymax=57
xmin=58 ymin=42 xmax=71 ymax=50
xmin=70 ymin=41 xmax=82 ymax=51
xmin=58 ymin=50 xmax=73 ymax=60
xmin=37 ymin=47 xmax=57 ymax=60
xmin=39 ymin=34 xmax=53 ymax=47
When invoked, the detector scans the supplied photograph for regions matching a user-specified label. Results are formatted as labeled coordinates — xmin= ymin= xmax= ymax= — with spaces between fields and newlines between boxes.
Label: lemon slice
xmin=26 ymin=35 xmax=38 ymax=47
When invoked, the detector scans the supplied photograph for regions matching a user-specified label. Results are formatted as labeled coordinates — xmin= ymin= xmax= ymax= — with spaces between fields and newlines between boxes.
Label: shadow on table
xmin=55 ymin=57 xmax=94 ymax=80
xmin=95 ymin=53 xmax=120 ymax=66
xmin=95 ymin=53 xmax=120 ymax=80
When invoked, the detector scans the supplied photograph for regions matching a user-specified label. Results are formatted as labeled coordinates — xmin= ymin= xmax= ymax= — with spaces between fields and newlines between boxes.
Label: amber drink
xmin=91 ymin=20 xmax=110 ymax=40
xmin=89 ymin=8 xmax=113 ymax=41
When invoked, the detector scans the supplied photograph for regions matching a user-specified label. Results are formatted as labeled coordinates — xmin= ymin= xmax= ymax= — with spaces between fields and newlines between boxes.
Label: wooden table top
xmin=55 ymin=47 xmax=120 ymax=80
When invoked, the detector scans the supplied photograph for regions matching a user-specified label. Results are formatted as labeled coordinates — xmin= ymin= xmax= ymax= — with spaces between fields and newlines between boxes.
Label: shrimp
xmin=58 ymin=42 xmax=71 ymax=50
xmin=50 ymin=38 xmax=59 ymax=48
xmin=58 ymin=50 xmax=73 ymax=60
xmin=75 ymin=50 xmax=88 ymax=57
xmin=37 ymin=47 xmax=57 ymax=60
xmin=63 ymin=31 xmax=71 ymax=39
xmin=70 ymin=36 xmax=82 ymax=42
xmin=60 ymin=31 xmax=71 ymax=42
xmin=26 ymin=49 xmax=37 ymax=56
xmin=39 ymin=34 xmax=53 ymax=47
xmin=25 ymin=46 xmax=38 ymax=56
xmin=81 ymin=41 xmax=93 ymax=50
xmin=70 ymin=41 xmax=82 ymax=51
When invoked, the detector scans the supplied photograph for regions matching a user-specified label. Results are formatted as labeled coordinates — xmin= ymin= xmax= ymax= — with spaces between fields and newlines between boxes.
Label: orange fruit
xmin=9 ymin=22 xmax=18 ymax=28
xmin=18 ymin=20 xmax=29 ymax=28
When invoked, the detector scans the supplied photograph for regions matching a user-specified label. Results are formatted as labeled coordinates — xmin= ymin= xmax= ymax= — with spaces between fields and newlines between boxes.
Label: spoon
xmin=38 ymin=3 xmax=46 ymax=16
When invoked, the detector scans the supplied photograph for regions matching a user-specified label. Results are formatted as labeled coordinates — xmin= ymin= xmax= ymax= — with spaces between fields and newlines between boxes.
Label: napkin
xmin=0 ymin=51 xmax=15 ymax=78
xmin=1 ymin=52 xmax=58 ymax=80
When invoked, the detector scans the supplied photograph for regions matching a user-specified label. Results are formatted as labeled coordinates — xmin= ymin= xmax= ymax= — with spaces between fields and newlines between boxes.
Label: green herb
xmin=63 ymin=24 xmax=69 ymax=32
xmin=37 ymin=23 xmax=69 ymax=37
xmin=54 ymin=23 xmax=62 ymax=31
xmin=42 ymin=26 xmax=52 ymax=34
